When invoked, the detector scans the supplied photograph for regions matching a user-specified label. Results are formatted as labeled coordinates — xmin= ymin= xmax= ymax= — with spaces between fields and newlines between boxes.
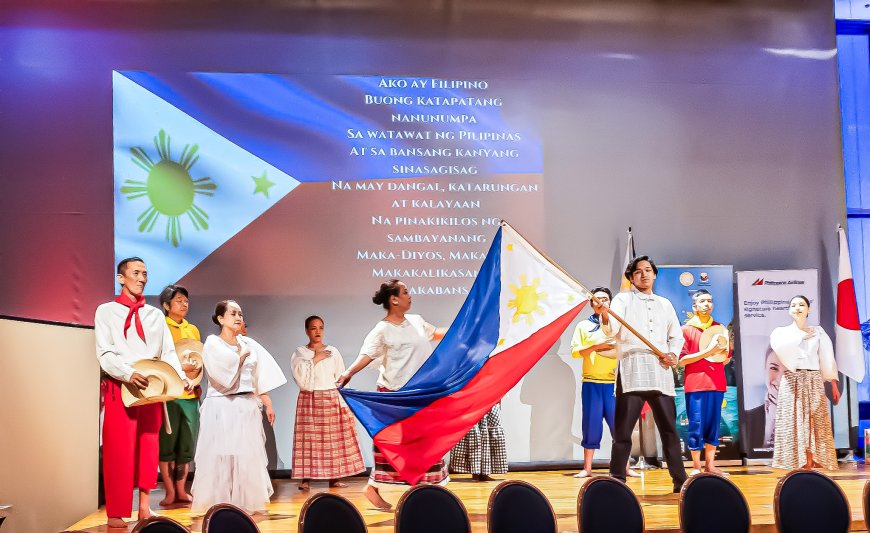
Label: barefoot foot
xmin=329 ymin=480 xmax=348 ymax=488
xmin=704 ymin=466 xmax=728 ymax=476
xmin=106 ymin=517 xmax=126 ymax=529
xmin=138 ymin=508 xmax=159 ymax=521
xmin=175 ymin=491 xmax=193 ymax=504
xmin=298 ymin=481 xmax=310 ymax=491
xmin=159 ymin=496 xmax=175 ymax=507
xmin=364 ymin=484 xmax=393 ymax=510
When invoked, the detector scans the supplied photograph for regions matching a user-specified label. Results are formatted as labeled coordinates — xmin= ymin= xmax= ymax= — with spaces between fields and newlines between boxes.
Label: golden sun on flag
xmin=507 ymin=274 xmax=548 ymax=325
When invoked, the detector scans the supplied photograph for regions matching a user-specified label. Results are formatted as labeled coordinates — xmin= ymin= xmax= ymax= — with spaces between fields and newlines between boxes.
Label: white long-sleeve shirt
xmin=290 ymin=345 xmax=346 ymax=392
xmin=602 ymin=288 xmax=684 ymax=395
xmin=94 ymin=301 xmax=183 ymax=382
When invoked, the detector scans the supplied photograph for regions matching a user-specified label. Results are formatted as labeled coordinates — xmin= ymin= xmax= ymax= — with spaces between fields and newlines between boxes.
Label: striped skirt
xmin=449 ymin=404 xmax=507 ymax=475
xmin=369 ymin=386 xmax=449 ymax=486
xmin=292 ymin=389 xmax=365 ymax=479
xmin=772 ymin=369 xmax=837 ymax=471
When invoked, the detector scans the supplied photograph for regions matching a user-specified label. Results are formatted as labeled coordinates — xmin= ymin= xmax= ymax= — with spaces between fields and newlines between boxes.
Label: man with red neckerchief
xmin=94 ymin=257 xmax=187 ymax=528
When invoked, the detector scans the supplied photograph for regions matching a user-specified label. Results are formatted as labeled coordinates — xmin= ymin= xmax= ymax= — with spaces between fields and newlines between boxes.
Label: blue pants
xmin=685 ymin=391 xmax=724 ymax=451
xmin=581 ymin=382 xmax=615 ymax=449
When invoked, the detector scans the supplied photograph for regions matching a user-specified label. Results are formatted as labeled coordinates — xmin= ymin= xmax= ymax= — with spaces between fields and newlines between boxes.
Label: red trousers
xmin=101 ymin=378 xmax=162 ymax=518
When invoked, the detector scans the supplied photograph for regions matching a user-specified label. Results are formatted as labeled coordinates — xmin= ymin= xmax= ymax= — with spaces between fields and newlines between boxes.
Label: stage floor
xmin=66 ymin=465 xmax=870 ymax=532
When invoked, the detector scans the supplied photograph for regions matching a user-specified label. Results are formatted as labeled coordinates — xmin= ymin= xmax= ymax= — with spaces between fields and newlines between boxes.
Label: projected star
xmin=121 ymin=129 xmax=216 ymax=248
xmin=507 ymin=274 xmax=548 ymax=325
xmin=252 ymin=171 xmax=275 ymax=198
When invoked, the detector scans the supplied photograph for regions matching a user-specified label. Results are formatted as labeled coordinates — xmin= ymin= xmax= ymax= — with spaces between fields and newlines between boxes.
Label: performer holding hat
xmin=157 ymin=284 xmax=204 ymax=507
xmin=678 ymin=289 xmax=732 ymax=476
xmin=94 ymin=257 xmax=188 ymax=529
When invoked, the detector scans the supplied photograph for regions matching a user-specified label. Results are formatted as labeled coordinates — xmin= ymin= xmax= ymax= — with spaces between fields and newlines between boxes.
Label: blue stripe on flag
xmin=340 ymin=227 xmax=503 ymax=437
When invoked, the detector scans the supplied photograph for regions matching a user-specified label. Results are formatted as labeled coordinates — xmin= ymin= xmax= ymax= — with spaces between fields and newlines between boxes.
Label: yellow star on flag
xmin=252 ymin=171 xmax=275 ymax=198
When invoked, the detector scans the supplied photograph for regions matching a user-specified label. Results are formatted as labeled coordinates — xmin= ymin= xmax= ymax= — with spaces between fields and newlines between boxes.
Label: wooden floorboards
xmin=66 ymin=464 xmax=870 ymax=532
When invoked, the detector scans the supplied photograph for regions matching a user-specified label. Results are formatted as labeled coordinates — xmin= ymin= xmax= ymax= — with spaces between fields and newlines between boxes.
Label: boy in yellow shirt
xmin=158 ymin=285 xmax=201 ymax=506
xmin=571 ymin=287 xmax=638 ymax=478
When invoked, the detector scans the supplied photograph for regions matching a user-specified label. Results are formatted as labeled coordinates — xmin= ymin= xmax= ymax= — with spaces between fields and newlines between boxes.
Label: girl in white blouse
xmin=191 ymin=300 xmax=287 ymax=513
xmin=290 ymin=315 xmax=364 ymax=491
xmin=770 ymin=295 xmax=839 ymax=470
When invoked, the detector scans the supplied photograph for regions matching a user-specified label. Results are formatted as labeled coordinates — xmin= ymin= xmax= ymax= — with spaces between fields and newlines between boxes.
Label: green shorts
xmin=159 ymin=398 xmax=200 ymax=464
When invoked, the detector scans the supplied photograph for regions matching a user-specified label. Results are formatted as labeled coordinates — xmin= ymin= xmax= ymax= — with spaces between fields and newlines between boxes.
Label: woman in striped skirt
xmin=336 ymin=279 xmax=449 ymax=510
xmin=770 ymin=295 xmax=839 ymax=471
xmin=290 ymin=316 xmax=365 ymax=491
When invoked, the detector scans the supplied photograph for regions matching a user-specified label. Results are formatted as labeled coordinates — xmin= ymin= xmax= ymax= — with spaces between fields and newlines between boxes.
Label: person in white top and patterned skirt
xmin=770 ymin=295 xmax=839 ymax=471
xmin=594 ymin=256 xmax=688 ymax=492
xmin=337 ymin=279 xmax=448 ymax=510
xmin=191 ymin=300 xmax=287 ymax=513
xmin=290 ymin=315 xmax=365 ymax=491
xmin=95 ymin=257 xmax=188 ymax=529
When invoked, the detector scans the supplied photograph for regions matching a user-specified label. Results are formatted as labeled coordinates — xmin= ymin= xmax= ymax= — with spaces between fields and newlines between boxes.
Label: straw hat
xmin=121 ymin=360 xmax=185 ymax=407
xmin=175 ymin=338 xmax=205 ymax=388
xmin=700 ymin=324 xmax=730 ymax=363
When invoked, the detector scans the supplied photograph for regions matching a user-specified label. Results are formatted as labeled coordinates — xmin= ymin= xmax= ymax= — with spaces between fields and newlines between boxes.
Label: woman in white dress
xmin=336 ymin=279 xmax=448 ymax=510
xmin=191 ymin=300 xmax=287 ymax=513
xmin=290 ymin=315 xmax=365 ymax=491
xmin=770 ymin=295 xmax=839 ymax=471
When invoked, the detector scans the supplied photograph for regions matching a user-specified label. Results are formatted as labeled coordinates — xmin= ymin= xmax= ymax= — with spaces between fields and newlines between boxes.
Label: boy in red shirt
xmin=679 ymin=290 xmax=732 ymax=475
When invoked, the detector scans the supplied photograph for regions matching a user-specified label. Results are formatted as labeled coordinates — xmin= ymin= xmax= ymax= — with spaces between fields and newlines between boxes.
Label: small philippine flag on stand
xmin=340 ymin=222 xmax=588 ymax=484
xmin=836 ymin=225 xmax=865 ymax=382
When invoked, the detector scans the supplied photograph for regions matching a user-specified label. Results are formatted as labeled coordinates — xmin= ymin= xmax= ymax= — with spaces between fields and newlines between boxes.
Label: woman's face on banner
xmin=765 ymin=347 xmax=783 ymax=403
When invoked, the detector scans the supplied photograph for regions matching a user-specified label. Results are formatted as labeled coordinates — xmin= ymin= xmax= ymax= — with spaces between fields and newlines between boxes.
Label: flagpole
xmin=501 ymin=221 xmax=669 ymax=359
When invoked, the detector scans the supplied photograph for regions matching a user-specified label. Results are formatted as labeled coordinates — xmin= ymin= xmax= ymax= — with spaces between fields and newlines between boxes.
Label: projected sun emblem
xmin=507 ymin=274 xmax=548 ymax=325
xmin=121 ymin=130 xmax=217 ymax=247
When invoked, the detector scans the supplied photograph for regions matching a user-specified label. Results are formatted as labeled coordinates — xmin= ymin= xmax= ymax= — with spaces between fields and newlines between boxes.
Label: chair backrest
xmin=131 ymin=516 xmax=189 ymax=533
xmin=395 ymin=485 xmax=471 ymax=533
xmin=202 ymin=503 xmax=260 ymax=533
xmin=679 ymin=473 xmax=750 ymax=533
xmin=298 ymin=492 xmax=367 ymax=533
xmin=774 ymin=470 xmax=850 ymax=533
xmin=577 ymin=476 xmax=644 ymax=533
xmin=864 ymin=479 xmax=870 ymax=532
xmin=487 ymin=480 xmax=557 ymax=533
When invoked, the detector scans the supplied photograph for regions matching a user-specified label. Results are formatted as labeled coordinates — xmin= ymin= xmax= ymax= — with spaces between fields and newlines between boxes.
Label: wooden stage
xmin=67 ymin=465 xmax=870 ymax=532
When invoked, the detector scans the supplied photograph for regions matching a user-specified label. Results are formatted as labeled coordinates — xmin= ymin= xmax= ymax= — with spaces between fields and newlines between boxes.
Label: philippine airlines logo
xmin=751 ymin=278 xmax=804 ymax=286
xmin=699 ymin=272 xmax=710 ymax=285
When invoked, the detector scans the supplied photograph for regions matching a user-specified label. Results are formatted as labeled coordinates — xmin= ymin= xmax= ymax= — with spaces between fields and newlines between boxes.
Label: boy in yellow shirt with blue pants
xmin=571 ymin=287 xmax=638 ymax=478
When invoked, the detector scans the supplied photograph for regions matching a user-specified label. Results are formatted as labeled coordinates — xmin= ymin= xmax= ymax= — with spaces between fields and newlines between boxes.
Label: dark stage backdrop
xmin=0 ymin=0 xmax=846 ymax=464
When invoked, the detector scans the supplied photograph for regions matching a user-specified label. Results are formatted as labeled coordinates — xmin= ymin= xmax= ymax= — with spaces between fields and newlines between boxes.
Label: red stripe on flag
xmin=373 ymin=304 xmax=584 ymax=485
xmin=837 ymin=279 xmax=861 ymax=331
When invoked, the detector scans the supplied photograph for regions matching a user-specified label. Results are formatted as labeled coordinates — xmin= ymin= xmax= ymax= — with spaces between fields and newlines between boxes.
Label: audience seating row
xmin=129 ymin=469 xmax=858 ymax=533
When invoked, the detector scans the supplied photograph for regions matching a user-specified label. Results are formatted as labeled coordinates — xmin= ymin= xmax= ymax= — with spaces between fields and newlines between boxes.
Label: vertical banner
xmin=736 ymin=269 xmax=818 ymax=458
xmin=657 ymin=266 xmax=739 ymax=460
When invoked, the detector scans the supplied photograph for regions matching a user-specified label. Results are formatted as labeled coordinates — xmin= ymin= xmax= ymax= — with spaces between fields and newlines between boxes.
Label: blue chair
xmin=577 ymin=476 xmax=643 ymax=533
xmin=202 ymin=503 xmax=260 ymax=533
xmin=774 ymin=470 xmax=850 ymax=533
xmin=488 ymin=480 xmax=557 ymax=533
xmin=679 ymin=472 xmax=750 ymax=533
xmin=131 ymin=515 xmax=189 ymax=532
xmin=395 ymin=485 xmax=471 ymax=533
xmin=299 ymin=492 xmax=367 ymax=533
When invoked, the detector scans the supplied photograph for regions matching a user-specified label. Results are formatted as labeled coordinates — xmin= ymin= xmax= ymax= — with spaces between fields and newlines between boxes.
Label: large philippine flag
xmin=836 ymin=225 xmax=865 ymax=382
xmin=340 ymin=223 xmax=588 ymax=484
